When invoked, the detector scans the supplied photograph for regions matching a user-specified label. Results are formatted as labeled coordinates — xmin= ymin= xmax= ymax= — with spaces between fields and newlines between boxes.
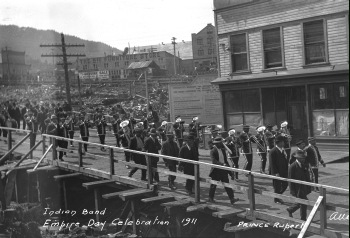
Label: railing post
xmin=319 ymin=187 xmax=327 ymax=235
xmin=78 ymin=142 xmax=83 ymax=167
xmin=7 ymin=129 xmax=12 ymax=152
xmin=109 ymin=148 xmax=114 ymax=176
xmin=42 ymin=135 xmax=46 ymax=155
xmin=29 ymin=132 xmax=34 ymax=159
xmin=248 ymin=173 xmax=256 ymax=216
xmin=52 ymin=138 xmax=57 ymax=161
xmin=147 ymin=156 xmax=153 ymax=187
xmin=194 ymin=163 xmax=200 ymax=203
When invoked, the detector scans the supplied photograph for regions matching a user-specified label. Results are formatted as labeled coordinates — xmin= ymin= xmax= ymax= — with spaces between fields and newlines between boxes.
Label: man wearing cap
xmin=60 ymin=117 xmax=70 ymax=157
xmin=287 ymin=150 xmax=312 ymax=221
xmin=96 ymin=116 xmax=107 ymax=152
xmin=290 ymin=139 xmax=306 ymax=165
xmin=264 ymin=124 xmax=276 ymax=151
xmin=78 ymin=116 xmax=91 ymax=154
xmin=225 ymin=129 xmax=241 ymax=180
xmin=173 ymin=116 xmax=185 ymax=147
xmin=25 ymin=109 xmax=39 ymax=149
xmin=112 ymin=114 xmax=121 ymax=147
xmin=67 ymin=115 xmax=76 ymax=147
xmin=157 ymin=120 xmax=167 ymax=143
xmin=239 ymin=125 xmax=254 ymax=172
xmin=208 ymin=137 xmax=239 ymax=205
xmin=255 ymin=126 xmax=268 ymax=174
xmin=178 ymin=135 xmax=199 ymax=195
xmin=161 ymin=131 xmax=180 ymax=190
xmin=278 ymin=121 xmax=292 ymax=161
xmin=305 ymin=137 xmax=325 ymax=191
xmin=129 ymin=128 xmax=147 ymax=181
xmin=119 ymin=120 xmax=132 ymax=167
xmin=143 ymin=128 xmax=162 ymax=183
xmin=269 ymin=135 xmax=289 ymax=204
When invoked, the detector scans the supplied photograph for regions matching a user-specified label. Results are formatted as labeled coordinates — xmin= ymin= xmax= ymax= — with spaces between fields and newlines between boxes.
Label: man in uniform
xmin=239 ymin=125 xmax=254 ymax=172
xmin=255 ymin=126 xmax=268 ymax=174
xmin=25 ymin=109 xmax=39 ymax=150
xmin=173 ymin=116 xmax=185 ymax=148
xmin=96 ymin=116 xmax=107 ymax=151
xmin=143 ymin=128 xmax=162 ymax=183
xmin=225 ymin=129 xmax=241 ymax=181
xmin=269 ymin=135 xmax=289 ymax=204
xmin=208 ymin=137 xmax=239 ymax=205
xmin=178 ymin=135 xmax=199 ymax=195
xmin=67 ymin=114 xmax=76 ymax=147
xmin=287 ymin=150 xmax=311 ymax=221
xmin=78 ymin=115 xmax=91 ymax=154
xmin=161 ymin=131 xmax=180 ymax=190
xmin=112 ymin=114 xmax=121 ymax=147
xmin=128 ymin=127 xmax=147 ymax=181
xmin=157 ymin=120 xmax=167 ymax=143
xmin=305 ymin=137 xmax=325 ymax=191
xmin=264 ymin=124 xmax=276 ymax=152
xmin=278 ymin=121 xmax=292 ymax=161
xmin=119 ymin=120 xmax=132 ymax=168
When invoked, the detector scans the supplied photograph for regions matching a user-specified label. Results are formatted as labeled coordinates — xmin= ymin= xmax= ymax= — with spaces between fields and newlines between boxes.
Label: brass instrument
xmin=250 ymin=135 xmax=267 ymax=153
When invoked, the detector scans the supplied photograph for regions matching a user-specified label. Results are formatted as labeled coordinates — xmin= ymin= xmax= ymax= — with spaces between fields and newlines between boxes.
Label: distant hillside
xmin=0 ymin=25 xmax=122 ymax=64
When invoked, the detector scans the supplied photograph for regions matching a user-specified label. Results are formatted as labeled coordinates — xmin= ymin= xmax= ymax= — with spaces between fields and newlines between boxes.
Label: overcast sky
xmin=0 ymin=0 xmax=215 ymax=49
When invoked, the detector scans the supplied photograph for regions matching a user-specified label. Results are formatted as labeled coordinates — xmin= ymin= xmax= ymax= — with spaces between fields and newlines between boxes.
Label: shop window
xmin=263 ymin=27 xmax=283 ymax=68
xmin=224 ymin=89 xmax=261 ymax=128
xmin=230 ymin=33 xmax=248 ymax=72
xmin=303 ymin=20 xmax=327 ymax=65
xmin=311 ymin=83 xmax=348 ymax=137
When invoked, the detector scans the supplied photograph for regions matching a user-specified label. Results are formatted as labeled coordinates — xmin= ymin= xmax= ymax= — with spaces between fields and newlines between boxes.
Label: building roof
xmin=211 ymin=64 xmax=349 ymax=85
xmin=127 ymin=60 xmax=158 ymax=70
xmin=213 ymin=0 xmax=255 ymax=10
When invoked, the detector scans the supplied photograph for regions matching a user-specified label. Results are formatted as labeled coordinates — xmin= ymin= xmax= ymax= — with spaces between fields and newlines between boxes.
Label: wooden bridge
xmin=0 ymin=126 xmax=348 ymax=238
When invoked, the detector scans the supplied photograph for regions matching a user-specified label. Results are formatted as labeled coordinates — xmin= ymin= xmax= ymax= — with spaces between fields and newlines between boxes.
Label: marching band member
xmin=265 ymin=124 xmax=276 ymax=152
xmin=239 ymin=125 xmax=254 ymax=173
xmin=26 ymin=109 xmax=39 ymax=148
xmin=208 ymin=137 xmax=239 ymax=205
xmin=128 ymin=127 xmax=147 ymax=181
xmin=255 ymin=126 xmax=268 ymax=174
xmin=157 ymin=120 xmax=167 ymax=143
xmin=79 ymin=115 xmax=91 ymax=154
xmin=96 ymin=116 xmax=107 ymax=151
xmin=173 ymin=116 xmax=185 ymax=147
xmin=189 ymin=116 xmax=200 ymax=138
xmin=119 ymin=120 xmax=132 ymax=168
xmin=143 ymin=128 xmax=162 ymax=183
xmin=112 ymin=114 xmax=121 ymax=147
xmin=46 ymin=115 xmax=63 ymax=161
xmin=225 ymin=129 xmax=241 ymax=180
xmin=60 ymin=117 xmax=70 ymax=157
xmin=278 ymin=120 xmax=292 ymax=161
xmin=67 ymin=114 xmax=76 ymax=147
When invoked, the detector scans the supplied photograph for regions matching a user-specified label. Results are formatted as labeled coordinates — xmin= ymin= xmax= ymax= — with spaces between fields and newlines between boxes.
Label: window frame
xmin=198 ymin=49 xmax=204 ymax=56
xmin=261 ymin=26 xmax=285 ymax=69
xmin=197 ymin=38 xmax=203 ymax=45
xmin=229 ymin=32 xmax=250 ymax=73
xmin=301 ymin=19 xmax=329 ymax=66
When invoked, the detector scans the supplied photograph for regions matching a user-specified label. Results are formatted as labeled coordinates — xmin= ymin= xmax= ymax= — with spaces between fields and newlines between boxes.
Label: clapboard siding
xmin=248 ymin=32 xmax=263 ymax=73
xmin=217 ymin=0 xmax=348 ymax=35
xmin=327 ymin=17 xmax=348 ymax=65
xmin=218 ymin=37 xmax=231 ymax=76
xmin=283 ymin=24 xmax=303 ymax=70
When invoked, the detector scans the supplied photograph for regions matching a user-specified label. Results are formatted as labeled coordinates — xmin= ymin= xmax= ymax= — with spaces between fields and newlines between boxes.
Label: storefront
xmin=212 ymin=65 xmax=349 ymax=144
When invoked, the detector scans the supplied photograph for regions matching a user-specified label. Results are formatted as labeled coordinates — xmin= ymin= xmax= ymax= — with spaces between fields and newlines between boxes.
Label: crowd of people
xmin=0 ymin=97 xmax=325 ymax=220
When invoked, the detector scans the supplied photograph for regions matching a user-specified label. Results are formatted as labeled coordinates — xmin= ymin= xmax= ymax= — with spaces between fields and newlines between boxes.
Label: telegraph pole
xmin=40 ymin=33 xmax=85 ymax=107
xmin=171 ymin=37 xmax=177 ymax=75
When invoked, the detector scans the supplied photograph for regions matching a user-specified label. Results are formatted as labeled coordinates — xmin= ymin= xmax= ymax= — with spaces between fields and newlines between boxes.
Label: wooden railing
xmin=0 ymin=127 xmax=348 ymax=237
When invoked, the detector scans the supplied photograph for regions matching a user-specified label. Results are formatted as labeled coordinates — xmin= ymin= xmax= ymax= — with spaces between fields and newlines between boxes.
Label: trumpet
xmin=281 ymin=133 xmax=292 ymax=140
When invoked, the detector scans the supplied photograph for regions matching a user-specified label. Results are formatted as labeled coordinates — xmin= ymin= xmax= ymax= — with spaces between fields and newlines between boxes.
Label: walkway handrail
xmin=298 ymin=196 xmax=324 ymax=238
xmin=42 ymin=134 xmax=349 ymax=193
xmin=0 ymin=127 xmax=31 ymax=133
xmin=0 ymin=133 xmax=31 ymax=163
xmin=32 ymin=144 xmax=53 ymax=171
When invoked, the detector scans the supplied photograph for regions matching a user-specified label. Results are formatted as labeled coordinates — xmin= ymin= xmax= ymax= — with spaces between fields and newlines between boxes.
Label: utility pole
xmin=40 ymin=33 xmax=85 ymax=107
xmin=171 ymin=37 xmax=177 ymax=75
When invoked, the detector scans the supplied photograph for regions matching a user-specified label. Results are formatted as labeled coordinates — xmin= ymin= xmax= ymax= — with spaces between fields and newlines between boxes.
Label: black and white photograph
xmin=0 ymin=0 xmax=348 ymax=237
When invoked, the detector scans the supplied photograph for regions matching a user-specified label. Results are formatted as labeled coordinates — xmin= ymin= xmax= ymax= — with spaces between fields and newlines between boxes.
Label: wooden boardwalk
xmin=0 ymin=128 xmax=348 ymax=238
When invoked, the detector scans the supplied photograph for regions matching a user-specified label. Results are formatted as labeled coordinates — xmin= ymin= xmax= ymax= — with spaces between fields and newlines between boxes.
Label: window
xmin=198 ymin=49 xmax=204 ymax=56
xmin=303 ymin=20 xmax=327 ymax=64
xmin=207 ymin=37 xmax=213 ymax=45
xmin=124 ymin=61 xmax=129 ymax=66
xmin=230 ymin=33 xmax=249 ymax=72
xmin=224 ymin=89 xmax=262 ymax=128
xmin=311 ymin=83 xmax=348 ymax=137
xmin=263 ymin=27 xmax=283 ymax=68
xmin=208 ymin=48 xmax=213 ymax=55
xmin=197 ymin=38 xmax=203 ymax=45
xmin=115 ymin=62 xmax=119 ymax=67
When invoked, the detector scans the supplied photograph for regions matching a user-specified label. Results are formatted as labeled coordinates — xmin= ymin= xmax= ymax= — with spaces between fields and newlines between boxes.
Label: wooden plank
xmin=212 ymin=208 xmax=245 ymax=219
xmin=119 ymin=189 xmax=154 ymax=201
xmin=53 ymin=173 xmax=81 ymax=181
xmin=82 ymin=180 xmax=116 ymax=189
xmin=186 ymin=203 xmax=208 ymax=212
xmin=298 ymin=196 xmax=323 ymax=238
xmin=102 ymin=188 xmax=143 ymax=200
xmin=161 ymin=200 xmax=192 ymax=207
xmin=27 ymin=165 xmax=56 ymax=173
xmin=4 ymin=170 xmax=17 ymax=206
xmin=141 ymin=195 xmax=175 ymax=203
xmin=254 ymin=189 xmax=315 ymax=207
